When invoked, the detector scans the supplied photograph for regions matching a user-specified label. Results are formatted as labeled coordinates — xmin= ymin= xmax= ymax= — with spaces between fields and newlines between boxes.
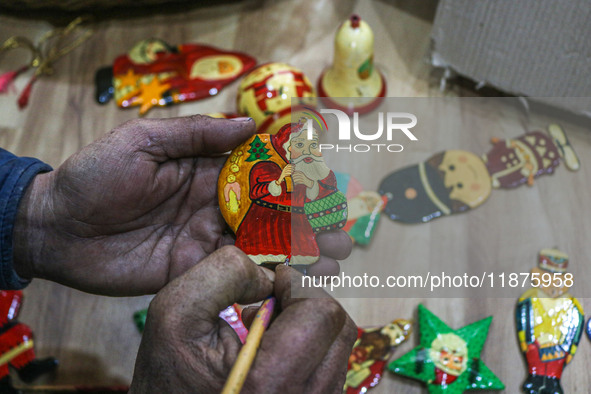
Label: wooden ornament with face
xmin=379 ymin=150 xmax=492 ymax=224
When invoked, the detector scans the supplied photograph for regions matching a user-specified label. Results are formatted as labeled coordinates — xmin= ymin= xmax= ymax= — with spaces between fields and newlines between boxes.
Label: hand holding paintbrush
xmin=220 ymin=264 xmax=358 ymax=393
xmin=129 ymin=248 xmax=355 ymax=393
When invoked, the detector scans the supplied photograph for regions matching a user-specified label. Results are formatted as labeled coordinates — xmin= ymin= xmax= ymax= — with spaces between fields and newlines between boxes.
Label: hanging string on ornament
xmin=0 ymin=37 xmax=39 ymax=94
xmin=0 ymin=16 xmax=94 ymax=109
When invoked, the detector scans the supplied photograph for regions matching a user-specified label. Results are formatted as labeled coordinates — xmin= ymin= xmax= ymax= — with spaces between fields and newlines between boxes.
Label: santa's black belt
xmin=254 ymin=199 xmax=305 ymax=214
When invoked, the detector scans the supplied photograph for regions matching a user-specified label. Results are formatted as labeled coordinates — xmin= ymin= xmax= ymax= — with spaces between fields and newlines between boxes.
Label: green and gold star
xmin=388 ymin=305 xmax=504 ymax=393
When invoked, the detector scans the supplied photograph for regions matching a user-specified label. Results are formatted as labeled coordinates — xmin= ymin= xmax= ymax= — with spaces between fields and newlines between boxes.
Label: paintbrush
xmin=221 ymin=296 xmax=276 ymax=394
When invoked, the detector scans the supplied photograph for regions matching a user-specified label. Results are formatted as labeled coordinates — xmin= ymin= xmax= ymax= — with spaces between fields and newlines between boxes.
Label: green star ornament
xmin=388 ymin=305 xmax=504 ymax=393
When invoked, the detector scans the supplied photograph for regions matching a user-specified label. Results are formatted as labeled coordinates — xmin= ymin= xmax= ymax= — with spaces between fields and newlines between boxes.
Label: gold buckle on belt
xmin=277 ymin=204 xmax=291 ymax=212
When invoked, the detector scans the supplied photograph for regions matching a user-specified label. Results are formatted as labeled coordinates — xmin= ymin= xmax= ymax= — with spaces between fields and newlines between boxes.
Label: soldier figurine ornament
xmin=516 ymin=248 xmax=584 ymax=394
xmin=344 ymin=319 xmax=412 ymax=394
xmin=379 ymin=124 xmax=580 ymax=224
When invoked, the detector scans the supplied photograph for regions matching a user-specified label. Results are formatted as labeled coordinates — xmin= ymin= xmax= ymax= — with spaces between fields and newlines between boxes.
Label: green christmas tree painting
xmin=245 ymin=135 xmax=272 ymax=162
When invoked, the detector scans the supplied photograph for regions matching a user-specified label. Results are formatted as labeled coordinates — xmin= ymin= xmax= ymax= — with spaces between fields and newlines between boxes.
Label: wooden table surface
xmin=1 ymin=1 xmax=590 ymax=392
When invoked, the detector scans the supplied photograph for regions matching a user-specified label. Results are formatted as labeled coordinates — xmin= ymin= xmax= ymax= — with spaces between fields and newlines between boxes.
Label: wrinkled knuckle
xmin=218 ymin=245 xmax=253 ymax=273
xmin=117 ymin=118 xmax=145 ymax=133
xmin=146 ymin=293 xmax=167 ymax=320
xmin=146 ymin=292 xmax=178 ymax=332
xmin=189 ymin=114 xmax=212 ymax=125
xmin=246 ymin=366 xmax=288 ymax=394
xmin=311 ymin=298 xmax=346 ymax=328
xmin=109 ymin=118 xmax=151 ymax=148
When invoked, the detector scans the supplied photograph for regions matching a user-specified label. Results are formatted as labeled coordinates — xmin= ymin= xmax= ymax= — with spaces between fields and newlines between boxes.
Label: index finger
xmin=147 ymin=246 xmax=274 ymax=337
xmin=248 ymin=266 xmax=348 ymax=389
xmin=120 ymin=115 xmax=256 ymax=160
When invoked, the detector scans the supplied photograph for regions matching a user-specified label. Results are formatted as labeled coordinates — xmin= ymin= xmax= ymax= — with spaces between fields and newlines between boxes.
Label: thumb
xmin=119 ymin=115 xmax=256 ymax=160
xmin=148 ymin=246 xmax=274 ymax=333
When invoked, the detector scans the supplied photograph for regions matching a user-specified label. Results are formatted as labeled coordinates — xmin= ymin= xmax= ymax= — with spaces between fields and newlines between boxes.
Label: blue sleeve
xmin=0 ymin=147 xmax=52 ymax=290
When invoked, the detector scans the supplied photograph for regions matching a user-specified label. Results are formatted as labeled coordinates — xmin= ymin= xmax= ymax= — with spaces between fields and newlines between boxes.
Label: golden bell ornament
xmin=236 ymin=62 xmax=317 ymax=134
xmin=318 ymin=15 xmax=385 ymax=114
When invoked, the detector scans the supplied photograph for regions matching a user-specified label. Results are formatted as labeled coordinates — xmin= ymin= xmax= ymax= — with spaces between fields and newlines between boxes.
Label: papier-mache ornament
xmin=318 ymin=15 xmax=386 ymax=114
xmin=379 ymin=125 xmax=580 ymax=224
xmin=95 ymin=38 xmax=256 ymax=115
xmin=0 ymin=291 xmax=58 ymax=393
xmin=218 ymin=120 xmax=347 ymax=267
xmin=343 ymin=319 xmax=412 ymax=394
xmin=379 ymin=150 xmax=492 ymax=224
xmin=484 ymin=125 xmax=579 ymax=188
xmin=0 ymin=17 xmax=92 ymax=109
xmin=516 ymin=249 xmax=584 ymax=394
xmin=335 ymin=171 xmax=386 ymax=245
xmin=236 ymin=63 xmax=317 ymax=134
xmin=388 ymin=305 xmax=504 ymax=394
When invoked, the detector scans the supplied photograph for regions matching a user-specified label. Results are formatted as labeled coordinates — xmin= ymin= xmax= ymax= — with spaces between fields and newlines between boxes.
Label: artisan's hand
xmin=13 ymin=115 xmax=351 ymax=295
xmin=13 ymin=115 xmax=256 ymax=295
xmin=129 ymin=246 xmax=357 ymax=394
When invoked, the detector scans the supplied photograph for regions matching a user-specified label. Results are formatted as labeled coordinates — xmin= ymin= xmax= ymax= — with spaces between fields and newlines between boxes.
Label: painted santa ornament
xmin=379 ymin=150 xmax=492 ymax=224
xmin=236 ymin=63 xmax=317 ymax=135
xmin=95 ymin=38 xmax=256 ymax=115
xmin=218 ymin=121 xmax=347 ymax=266
xmin=318 ymin=15 xmax=386 ymax=115
xmin=516 ymin=249 xmax=584 ymax=394
xmin=388 ymin=305 xmax=504 ymax=394
xmin=344 ymin=319 xmax=412 ymax=394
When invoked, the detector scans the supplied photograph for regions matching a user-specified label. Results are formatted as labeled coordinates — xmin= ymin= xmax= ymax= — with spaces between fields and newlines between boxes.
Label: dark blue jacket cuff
xmin=0 ymin=148 xmax=52 ymax=290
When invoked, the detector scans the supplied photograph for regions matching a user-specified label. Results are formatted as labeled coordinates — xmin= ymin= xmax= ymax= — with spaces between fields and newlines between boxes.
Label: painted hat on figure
xmin=537 ymin=248 xmax=569 ymax=273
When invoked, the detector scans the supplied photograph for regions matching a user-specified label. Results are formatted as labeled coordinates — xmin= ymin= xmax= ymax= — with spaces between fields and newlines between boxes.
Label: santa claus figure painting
xmin=428 ymin=333 xmax=469 ymax=387
xmin=219 ymin=121 xmax=348 ymax=267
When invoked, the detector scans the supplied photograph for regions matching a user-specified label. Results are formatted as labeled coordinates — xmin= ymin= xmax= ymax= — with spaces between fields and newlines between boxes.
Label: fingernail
xmin=261 ymin=267 xmax=276 ymax=282
xmin=230 ymin=117 xmax=253 ymax=122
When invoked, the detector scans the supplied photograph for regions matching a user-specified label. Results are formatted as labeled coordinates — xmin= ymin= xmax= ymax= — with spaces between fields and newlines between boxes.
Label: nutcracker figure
xmin=484 ymin=127 xmax=575 ymax=189
xmin=343 ymin=319 xmax=411 ymax=394
xmin=516 ymin=249 xmax=584 ymax=394
xmin=379 ymin=150 xmax=492 ymax=224
xmin=379 ymin=124 xmax=580 ymax=224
